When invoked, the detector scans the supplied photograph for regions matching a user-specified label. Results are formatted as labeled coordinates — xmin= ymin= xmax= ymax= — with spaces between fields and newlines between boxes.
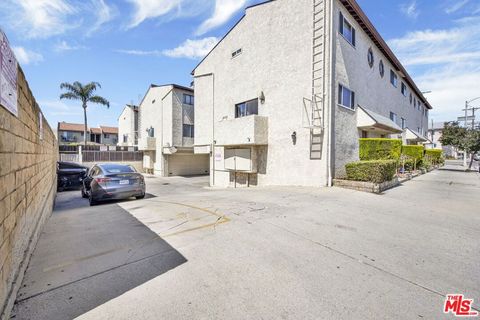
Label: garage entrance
xmin=167 ymin=154 xmax=209 ymax=176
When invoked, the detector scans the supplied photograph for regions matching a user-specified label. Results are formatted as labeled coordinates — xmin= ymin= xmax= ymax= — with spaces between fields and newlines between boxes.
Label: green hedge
xmin=425 ymin=149 xmax=443 ymax=160
xmin=402 ymin=145 xmax=425 ymax=160
xmin=345 ymin=160 xmax=397 ymax=184
xmin=359 ymin=139 xmax=402 ymax=160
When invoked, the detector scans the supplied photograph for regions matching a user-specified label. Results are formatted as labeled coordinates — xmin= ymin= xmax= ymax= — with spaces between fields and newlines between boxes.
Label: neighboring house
xmin=192 ymin=0 xmax=431 ymax=188
xmin=427 ymin=122 xmax=458 ymax=158
xmin=57 ymin=122 xmax=86 ymax=145
xmin=137 ymin=84 xmax=209 ymax=176
xmin=118 ymin=104 xmax=139 ymax=147
xmin=99 ymin=126 xmax=119 ymax=145
xmin=57 ymin=122 xmax=118 ymax=146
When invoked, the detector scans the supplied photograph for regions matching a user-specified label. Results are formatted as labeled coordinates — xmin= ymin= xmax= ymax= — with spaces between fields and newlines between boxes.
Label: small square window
xmin=390 ymin=70 xmax=398 ymax=87
xmin=235 ymin=99 xmax=259 ymax=118
xmin=339 ymin=12 xmax=356 ymax=46
xmin=401 ymin=83 xmax=407 ymax=96
xmin=183 ymin=124 xmax=194 ymax=138
xmin=338 ymin=84 xmax=355 ymax=110
xmin=232 ymin=48 xmax=242 ymax=58
xmin=183 ymin=94 xmax=194 ymax=105
xmin=390 ymin=112 xmax=397 ymax=123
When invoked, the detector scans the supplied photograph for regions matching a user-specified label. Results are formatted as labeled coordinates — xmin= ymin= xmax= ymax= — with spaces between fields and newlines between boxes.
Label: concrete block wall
xmin=0 ymin=68 xmax=58 ymax=318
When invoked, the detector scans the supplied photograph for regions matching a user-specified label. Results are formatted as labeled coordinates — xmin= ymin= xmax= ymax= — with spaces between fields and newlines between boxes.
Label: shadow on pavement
xmin=12 ymin=191 xmax=187 ymax=320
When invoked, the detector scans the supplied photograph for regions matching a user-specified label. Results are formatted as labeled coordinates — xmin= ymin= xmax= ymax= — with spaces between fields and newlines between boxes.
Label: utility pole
xmin=462 ymin=97 xmax=480 ymax=166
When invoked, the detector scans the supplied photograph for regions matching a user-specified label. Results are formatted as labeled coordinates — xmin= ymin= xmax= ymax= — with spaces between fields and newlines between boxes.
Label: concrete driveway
xmin=12 ymin=168 xmax=480 ymax=319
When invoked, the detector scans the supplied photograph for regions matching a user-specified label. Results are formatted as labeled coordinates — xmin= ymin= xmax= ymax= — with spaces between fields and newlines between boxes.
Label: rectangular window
xmin=417 ymin=127 xmax=421 ymax=133
xmin=232 ymin=48 xmax=242 ymax=58
xmin=183 ymin=94 xmax=194 ymax=105
xmin=362 ymin=131 xmax=368 ymax=138
xmin=235 ymin=99 xmax=259 ymax=118
xmin=123 ymin=134 xmax=128 ymax=143
xmin=183 ymin=124 xmax=194 ymax=138
xmin=390 ymin=70 xmax=398 ymax=87
xmin=390 ymin=112 xmax=397 ymax=123
xmin=338 ymin=84 xmax=355 ymax=110
xmin=339 ymin=12 xmax=356 ymax=46
xmin=401 ymin=83 xmax=407 ymax=96
xmin=104 ymin=133 xmax=109 ymax=139
xmin=401 ymin=118 xmax=406 ymax=129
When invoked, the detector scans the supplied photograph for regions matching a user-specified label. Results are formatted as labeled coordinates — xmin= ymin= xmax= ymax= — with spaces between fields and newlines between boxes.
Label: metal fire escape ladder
xmin=307 ymin=0 xmax=327 ymax=160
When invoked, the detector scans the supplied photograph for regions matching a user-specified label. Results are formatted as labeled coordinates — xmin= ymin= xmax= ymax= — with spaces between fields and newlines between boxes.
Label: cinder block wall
xmin=0 ymin=68 xmax=57 ymax=318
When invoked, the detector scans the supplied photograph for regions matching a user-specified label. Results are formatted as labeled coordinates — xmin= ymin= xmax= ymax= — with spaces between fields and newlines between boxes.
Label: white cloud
xmin=444 ymin=0 xmax=469 ymax=14
xmin=115 ymin=49 xmax=163 ymax=56
xmin=0 ymin=0 xmax=76 ymax=38
xmin=125 ymin=0 xmax=182 ymax=29
xmin=388 ymin=17 xmax=480 ymax=121
xmin=87 ymin=0 xmax=115 ymax=35
xmin=163 ymin=37 xmax=219 ymax=59
xmin=196 ymin=0 xmax=247 ymax=35
xmin=12 ymin=46 xmax=44 ymax=65
xmin=54 ymin=40 xmax=87 ymax=52
xmin=400 ymin=1 xmax=419 ymax=19
xmin=117 ymin=37 xmax=219 ymax=59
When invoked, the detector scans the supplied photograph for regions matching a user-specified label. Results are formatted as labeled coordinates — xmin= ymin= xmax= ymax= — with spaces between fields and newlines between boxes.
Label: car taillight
xmin=95 ymin=178 xmax=111 ymax=185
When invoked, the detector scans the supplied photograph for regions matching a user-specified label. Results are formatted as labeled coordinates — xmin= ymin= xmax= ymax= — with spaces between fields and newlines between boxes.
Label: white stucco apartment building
xmin=137 ymin=84 xmax=209 ymax=176
xmin=192 ymin=0 xmax=431 ymax=188
xmin=118 ymin=104 xmax=139 ymax=147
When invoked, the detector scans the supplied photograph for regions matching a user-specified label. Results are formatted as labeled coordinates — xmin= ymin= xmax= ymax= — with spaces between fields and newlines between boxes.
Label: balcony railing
xmin=138 ymin=136 xmax=156 ymax=151
xmin=215 ymin=115 xmax=268 ymax=146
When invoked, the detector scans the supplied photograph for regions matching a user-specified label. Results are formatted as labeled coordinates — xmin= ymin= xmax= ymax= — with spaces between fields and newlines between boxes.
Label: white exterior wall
xmin=194 ymin=0 xmax=330 ymax=187
xmin=332 ymin=0 xmax=429 ymax=176
xmin=118 ymin=106 xmax=137 ymax=146
xmin=139 ymin=85 xmax=206 ymax=176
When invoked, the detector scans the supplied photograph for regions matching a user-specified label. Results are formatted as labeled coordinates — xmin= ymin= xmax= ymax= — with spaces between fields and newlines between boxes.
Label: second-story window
xmin=401 ymin=118 xmax=406 ymax=129
xmin=183 ymin=124 xmax=194 ymax=138
xmin=401 ymin=83 xmax=407 ymax=96
xmin=379 ymin=60 xmax=385 ymax=77
xmin=390 ymin=70 xmax=398 ymax=88
xmin=338 ymin=84 xmax=355 ymax=110
xmin=390 ymin=112 xmax=397 ymax=124
xmin=367 ymin=48 xmax=374 ymax=68
xmin=183 ymin=94 xmax=194 ymax=105
xmin=339 ymin=12 xmax=356 ymax=46
xmin=235 ymin=99 xmax=258 ymax=118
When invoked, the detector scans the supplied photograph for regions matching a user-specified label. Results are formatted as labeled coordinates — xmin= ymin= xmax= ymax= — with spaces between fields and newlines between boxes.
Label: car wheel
xmin=136 ymin=194 xmax=145 ymax=200
xmin=89 ymin=193 xmax=97 ymax=206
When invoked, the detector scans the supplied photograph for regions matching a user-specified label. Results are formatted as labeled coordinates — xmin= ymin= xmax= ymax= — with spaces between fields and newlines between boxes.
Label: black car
xmin=57 ymin=162 xmax=89 ymax=191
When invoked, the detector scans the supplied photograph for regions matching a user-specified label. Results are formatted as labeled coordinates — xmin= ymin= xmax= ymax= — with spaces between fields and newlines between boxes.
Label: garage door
xmin=167 ymin=154 xmax=209 ymax=176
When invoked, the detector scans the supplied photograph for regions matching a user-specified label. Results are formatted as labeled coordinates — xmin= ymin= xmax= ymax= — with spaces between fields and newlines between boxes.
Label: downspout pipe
xmin=193 ymin=72 xmax=215 ymax=186
xmin=327 ymin=0 xmax=336 ymax=187
xmin=160 ymin=87 xmax=174 ymax=176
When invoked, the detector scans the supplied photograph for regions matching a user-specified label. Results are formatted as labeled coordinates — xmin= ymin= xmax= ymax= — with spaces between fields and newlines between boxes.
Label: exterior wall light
xmin=291 ymin=131 xmax=297 ymax=145
xmin=259 ymin=91 xmax=266 ymax=104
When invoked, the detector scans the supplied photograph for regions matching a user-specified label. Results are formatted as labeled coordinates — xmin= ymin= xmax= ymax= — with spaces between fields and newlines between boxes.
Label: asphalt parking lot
xmin=12 ymin=165 xmax=480 ymax=319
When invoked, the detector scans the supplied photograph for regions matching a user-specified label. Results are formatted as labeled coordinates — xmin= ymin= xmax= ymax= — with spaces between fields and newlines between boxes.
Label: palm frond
xmin=60 ymin=82 xmax=82 ymax=97
xmin=60 ymin=92 xmax=81 ymax=101
xmin=89 ymin=95 xmax=110 ymax=108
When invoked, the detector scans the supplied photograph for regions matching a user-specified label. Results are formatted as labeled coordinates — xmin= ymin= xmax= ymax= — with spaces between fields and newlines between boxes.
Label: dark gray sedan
xmin=81 ymin=163 xmax=146 ymax=206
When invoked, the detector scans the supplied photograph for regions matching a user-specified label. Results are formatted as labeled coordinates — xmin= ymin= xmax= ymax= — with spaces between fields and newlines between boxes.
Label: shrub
xmin=359 ymin=138 xmax=402 ymax=160
xmin=345 ymin=160 xmax=397 ymax=184
xmin=425 ymin=149 xmax=443 ymax=161
xmin=402 ymin=145 xmax=425 ymax=160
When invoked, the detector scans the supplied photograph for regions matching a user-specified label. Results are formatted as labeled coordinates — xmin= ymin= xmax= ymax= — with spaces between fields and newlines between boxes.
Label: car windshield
xmin=101 ymin=164 xmax=136 ymax=173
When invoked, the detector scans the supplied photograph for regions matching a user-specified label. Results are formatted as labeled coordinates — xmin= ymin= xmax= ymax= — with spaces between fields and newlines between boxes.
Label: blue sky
xmin=0 ymin=0 xmax=479 ymax=129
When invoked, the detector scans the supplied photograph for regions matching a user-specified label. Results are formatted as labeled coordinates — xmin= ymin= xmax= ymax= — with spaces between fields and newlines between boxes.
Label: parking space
xmin=13 ymin=169 xmax=480 ymax=319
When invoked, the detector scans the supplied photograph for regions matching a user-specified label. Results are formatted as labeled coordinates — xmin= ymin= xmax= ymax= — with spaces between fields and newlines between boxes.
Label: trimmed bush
xmin=425 ymin=149 xmax=443 ymax=160
xmin=345 ymin=160 xmax=397 ymax=184
xmin=359 ymin=138 xmax=402 ymax=161
xmin=425 ymin=149 xmax=444 ymax=165
xmin=402 ymin=145 xmax=425 ymax=160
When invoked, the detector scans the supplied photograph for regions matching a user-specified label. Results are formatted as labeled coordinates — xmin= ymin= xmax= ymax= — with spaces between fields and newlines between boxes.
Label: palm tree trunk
xmin=83 ymin=103 xmax=88 ymax=147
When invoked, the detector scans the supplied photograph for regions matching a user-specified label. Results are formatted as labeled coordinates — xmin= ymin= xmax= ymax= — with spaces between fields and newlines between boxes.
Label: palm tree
xmin=59 ymin=81 xmax=110 ymax=146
